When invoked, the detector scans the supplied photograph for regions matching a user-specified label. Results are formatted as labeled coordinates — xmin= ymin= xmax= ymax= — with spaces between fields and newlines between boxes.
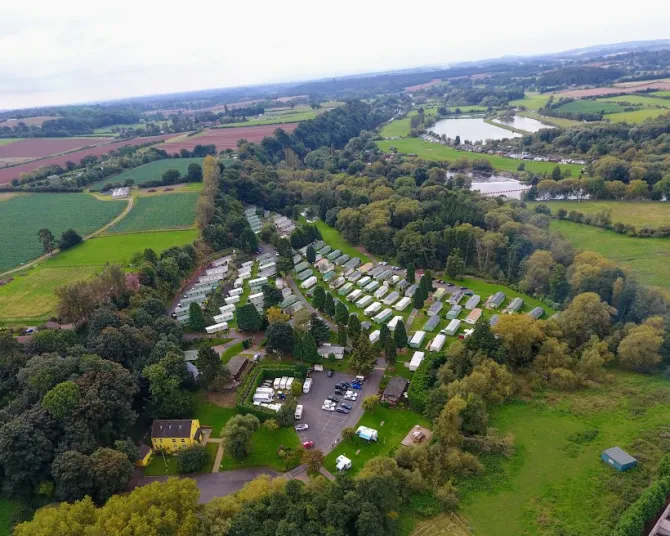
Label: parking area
xmin=295 ymin=366 xmax=382 ymax=453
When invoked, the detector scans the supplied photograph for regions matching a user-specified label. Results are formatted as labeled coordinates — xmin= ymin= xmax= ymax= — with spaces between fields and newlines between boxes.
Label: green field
xmin=509 ymin=93 xmax=555 ymax=110
xmin=0 ymin=138 xmax=22 ymax=146
xmin=324 ymin=406 xmax=431 ymax=476
xmin=376 ymin=138 xmax=583 ymax=175
xmin=653 ymin=91 xmax=670 ymax=98
xmin=555 ymin=100 xmax=625 ymax=114
xmin=310 ymin=219 xmax=372 ymax=265
xmin=528 ymin=200 xmax=670 ymax=229
xmin=93 ymin=123 xmax=146 ymax=134
xmin=90 ymin=158 xmax=204 ymax=190
xmin=218 ymin=103 xmax=342 ymax=128
xmin=219 ymin=426 xmax=300 ymax=472
xmin=380 ymin=118 xmax=412 ymax=138
xmin=550 ymin=219 xmax=670 ymax=292
xmin=192 ymin=392 xmax=237 ymax=436
xmin=0 ymin=230 xmax=197 ymax=324
xmin=457 ymin=372 xmax=670 ymax=536
xmin=106 ymin=193 xmax=198 ymax=234
xmin=607 ymin=108 xmax=670 ymax=123
xmin=597 ymin=95 xmax=670 ymax=108
xmin=0 ymin=193 xmax=127 ymax=273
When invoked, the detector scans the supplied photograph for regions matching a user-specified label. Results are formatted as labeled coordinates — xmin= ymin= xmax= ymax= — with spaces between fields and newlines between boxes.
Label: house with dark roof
xmin=151 ymin=419 xmax=203 ymax=453
xmin=382 ymin=377 xmax=410 ymax=406
xmin=136 ymin=444 xmax=153 ymax=467
xmin=226 ymin=354 xmax=250 ymax=380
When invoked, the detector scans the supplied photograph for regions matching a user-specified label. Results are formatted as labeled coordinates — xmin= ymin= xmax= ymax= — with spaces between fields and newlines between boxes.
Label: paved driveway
xmin=295 ymin=363 xmax=383 ymax=453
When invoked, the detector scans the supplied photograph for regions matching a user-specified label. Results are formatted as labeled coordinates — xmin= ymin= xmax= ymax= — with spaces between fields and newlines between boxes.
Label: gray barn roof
xmin=603 ymin=447 xmax=637 ymax=465
xmin=383 ymin=376 xmax=409 ymax=400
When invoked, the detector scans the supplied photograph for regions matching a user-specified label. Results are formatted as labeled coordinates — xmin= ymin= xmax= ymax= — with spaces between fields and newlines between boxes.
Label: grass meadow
xmin=0 ymin=193 xmax=127 ymax=272
xmin=0 ymin=138 xmax=22 ymax=146
xmin=90 ymin=158 xmax=203 ymax=190
xmin=455 ymin=372 xmax=670 ymax=536
xmin=528 ymin=200 xmax=670 ymax=229
xmin=555 ymin=100 xmax=626 ymax=114
xmin=509 ymin=93 xmax=555 ymax=110
xmin=376 ymin=138 xmax=583 ymax=175
xmin=597 ymin=95 xmax=670 ymax=108
xmin=218 ymin=426 xmax=300 ymax=472
xmin=106 ymin=193 xmax=198 ymax=233
xmin=380 ymin=118 xmax=412 ymax=138
xmin=607 ymin=108 xmax=670 ymax=123
xmin=550 ymin=219 xmax=670 ymax=292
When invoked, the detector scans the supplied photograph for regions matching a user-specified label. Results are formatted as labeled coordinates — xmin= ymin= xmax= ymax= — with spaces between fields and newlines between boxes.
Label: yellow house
xmin=151 ymin=419 xmax=203 ymax=454
xmin=136 ymin=444 xmax=153 ymax=467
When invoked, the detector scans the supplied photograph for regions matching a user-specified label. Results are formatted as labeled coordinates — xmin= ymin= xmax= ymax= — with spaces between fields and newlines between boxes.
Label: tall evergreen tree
xmin=335 ymin=300 xmax=349 ymax=325
xmin=309 ymin=314 xmax=331 ymax=345
xmin=349 ymin=334 xmax=377 ymax=376
xmin=394 ymin=319 xmax=408 ymax=350
xmin=384 ymin=335 xmax=397 ymax=366
xmin=188 ymin=303 xmax=206 ymax=332
xmin=323 ymin=293 xmax=335 ymax=317
xmin=337 ymin=324 xmax=347 ymax=346
xmin=313 ymin=286 xmax=326 ymax=310
xmin=292 ymin=332 xmax=303 ymax=361
xmin=301 ymin=332 xmax=319 ymax=363
xmin=380 ymin=323 xmax=390 ymax=345
xmin=306 ymin=245 xmax=316 ymax=263
xmin=406 ymin=263 xmax=416 ymax=284
xmin=413 ymin=288 xmax=425 ymax=310
xmin=347 ymin=314 xmax=361 ymax=339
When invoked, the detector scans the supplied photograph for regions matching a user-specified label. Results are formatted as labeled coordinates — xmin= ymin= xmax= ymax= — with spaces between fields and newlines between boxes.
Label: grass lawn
xmin=401 ymin=512 xmax=472 ymax=536
xmin=376 ymin=138 xmax=583 ymax=176
xmin=528 ymin=200 xmax=670 ymax=229
xmin=310 ymin=219 xmax=372 ymax=265
xmin=0 ymin=193 xmax=127 ymax=272
xmin=221 ymin=342 xmax=245 ymax=364
xmin=219 ymin=426 xmax=300 ymax=472
xmin=90 ymin=158 xmax=204 ymax=190
xmin=455 ymin=276 xmax=555 ymax=316
xmin=607 ymin=108 xmax=670 ymax=123
xmin=550 ymin=219 xmax=670 ymax=292
xmin=457 ymin=371 xmax=670 ymax=536
xmin=106 ymin=193 xmax=198 ymax=234
xmin=509 ymin=93 xmax=555 ymax=110
xmin=192 ymin=392 xmax=237 ymax=436
xmin=205 ymin=442 xmax=219 ymax=472
xmin=380 ymin=118 xmax=412 ymax=138
xmin=144 ymin=453 xmax=179 ymax=476
xmin=0 ymin=498 xmax=21 ymax=536
xmin=323 ymin=406 xmax=430 ymax=476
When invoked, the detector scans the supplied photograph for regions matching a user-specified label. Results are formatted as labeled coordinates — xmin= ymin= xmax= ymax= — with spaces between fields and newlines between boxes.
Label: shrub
xmin=407 ymin=352 xmax=447 ymax=413
xmin=176 ymin=445 xmax=209 ymax=474
xmin=614 ymin=477 xmax=670 ymax=536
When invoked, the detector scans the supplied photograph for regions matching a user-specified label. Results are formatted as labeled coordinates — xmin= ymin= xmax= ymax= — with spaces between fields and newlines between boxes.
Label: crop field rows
xmin=105 ymin=193 xmax=198 ymax=233
xmin=89 ymin=157 xmax=204 ymax=190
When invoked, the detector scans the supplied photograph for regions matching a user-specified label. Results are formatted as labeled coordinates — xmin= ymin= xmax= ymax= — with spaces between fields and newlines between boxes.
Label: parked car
xmin=253 ymin=353 xmax=262 ymax=362
xmin=459 ymin=286 xmax=467 ymax=290
xmin=336 ymin=407 xmax=350 ymax=414
xmin=327 ymin=370 xmax=334 ymax=378
xmin=341 ymin=403 xmax=353 ymax=410
xmin=302 ymin=441 xmax=315 ymax=449
xmin=322 ymin=404 xmax=335 ymax=412
xmin=447 ymin=282 xmax=454 ymax=286
xmin=278 ymin=393 xmax=287 ymax=400
xmin=328 ymin=396 xmax=340 ymax=403
xmin=351 ymin=382 xmax=362 ymax=390
xmin=344 ymin=392 xmax=358 ymax=401
xmin=295 ymin=424 xmax=309 ymax=431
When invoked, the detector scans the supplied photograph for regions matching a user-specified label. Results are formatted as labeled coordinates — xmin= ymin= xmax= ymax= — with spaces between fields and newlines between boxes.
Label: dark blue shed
xmin=601 ymin=447 xmax=638 ymax=472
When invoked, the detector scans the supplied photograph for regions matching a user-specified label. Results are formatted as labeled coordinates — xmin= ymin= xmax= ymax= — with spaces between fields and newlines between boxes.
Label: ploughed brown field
xmin=405 ymin=79 xmax=441 ymax=92
xmin=156 ymin=124 xmax=299 ymax=153
xmin=0 ymin=134 xmax=175 ymax=184
xmin=558 ymin=80 xmax=670 ymax=98
xmin=0 ymin=138 xmax=112 ymax=159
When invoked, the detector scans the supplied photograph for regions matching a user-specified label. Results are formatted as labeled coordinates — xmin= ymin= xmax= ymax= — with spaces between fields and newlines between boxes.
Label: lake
xmin=447 ymin=172 xmax=530 ymax=200
xmin=430 ymin=117 xmax=521 ymax=142
xmin=492 ymin=115 xmax=555 ymax=133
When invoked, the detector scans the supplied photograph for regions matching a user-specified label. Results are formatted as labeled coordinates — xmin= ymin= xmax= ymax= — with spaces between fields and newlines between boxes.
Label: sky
xmin=2 ymin=0 xmax=670 ymax=110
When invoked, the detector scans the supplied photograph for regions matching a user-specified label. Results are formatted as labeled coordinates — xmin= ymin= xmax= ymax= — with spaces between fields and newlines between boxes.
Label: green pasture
xmin=509 ymin=93 xmax=555 ymax=110
xmin=218 ymin=426 xmax=300 ymax=472
xmin=550 ymin=219 xmax=670 ymax=292
xmin=310 ymin=219 xmax=373 ymax=265
xmin=106 ymin=193 xmax=198 ymax=233
xmin=0 ymin=138 xmax=22 ymax=146
xmin=376 ymin=138 xmax=583 ymax=175
xmin=597 ymin=95 xmax=670 ymax=108
xmin=555 ymin=100 xmax=625 ymax=114
xmin=89 ymin=158 xmax=204 ymax=190
xmin=458 ymin=372 xmax=670 ymax=536
xmin=219 ymin=103 xmax=342 ymax=128
xmin=528 ymin=200 xmax=670 ymax=229
xmin=653 ymin=91 xmax=670 ymax=97
xmin=324 ymin=406 xmax=430 ymax=476
xmin=380 ymin=118 xmax=412 ymax=138
xmin=0 ymin=193 xmax=127 ymax=273
xmin=192 ymin=392 xmax=237 ymax=436
xmin=607 ymin=108 xmax=670 ymax=123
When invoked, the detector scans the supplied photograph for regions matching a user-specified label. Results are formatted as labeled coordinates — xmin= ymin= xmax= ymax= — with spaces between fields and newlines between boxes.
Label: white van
xmin=286 ymin=377 xmax=294 ymax=390
xmin=294 ymin=405 xmax=304 ymax=420
xmin=273 ymin=377 xmax=281 ymax=390
xmin=303 ymin=378 xmax=313 ymax=394
xmin=279 ymin=377 xmax=289 ymax=390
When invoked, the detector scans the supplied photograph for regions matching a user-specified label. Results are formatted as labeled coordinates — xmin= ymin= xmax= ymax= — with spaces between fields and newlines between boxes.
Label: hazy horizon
xmin=2 ymin=0 xmax=670 ymax=111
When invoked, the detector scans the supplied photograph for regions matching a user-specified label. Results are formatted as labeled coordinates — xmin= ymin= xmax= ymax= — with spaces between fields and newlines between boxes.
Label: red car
xmin=302 ymin=441 xmax=315 ymax=449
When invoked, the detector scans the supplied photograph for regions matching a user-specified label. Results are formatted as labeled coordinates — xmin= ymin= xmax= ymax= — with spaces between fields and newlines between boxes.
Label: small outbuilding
xmin=356 ymin=426 xmax=379 ymax=442
xmin=382 ymin=376 xmax=410 ymax=405
xmin=336 ymin=455 xmax=352 ymax=471
xmin=601 ymin=447 xmax=638 ymax=472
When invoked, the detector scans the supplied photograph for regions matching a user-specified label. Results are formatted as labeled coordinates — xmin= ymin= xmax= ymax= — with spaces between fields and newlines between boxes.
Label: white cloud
xmin=1 ymin=0 xmax=669 ymax=109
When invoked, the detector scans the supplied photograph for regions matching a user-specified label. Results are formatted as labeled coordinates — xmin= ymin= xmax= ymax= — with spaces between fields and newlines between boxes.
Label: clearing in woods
xmin=89 ymin=157 xmax=204 ymax=190
xmin=105 ymin=193 xmax=198 ymax=233
xmin=528 ymin=200 xmax=670 ymax=229
xmin=0 ymin=193 xmax=127 ymax=272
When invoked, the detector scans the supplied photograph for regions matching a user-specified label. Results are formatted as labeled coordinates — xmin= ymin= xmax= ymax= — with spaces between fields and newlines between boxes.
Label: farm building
xmin=408 ymin=351 xmax=425 ymax=371
xmin=527 ymin=307 xmax=545 ymax=320
xmin=359 ymin=262 xmax=374 ymax=273
xmin=348 ymin=271 xmax=362 ymax=282
xmin=295 ymin=261 xmax=309 ymax=272
xmin=373 ymin=308 xmax=393 ymax=323
xmin=374 ymin=285 xmax=389 ymax=299
xmin=465 ymin=295 xmax=481 ymax=310
xmin=369 ymin=330 xmax=380 ymax=344
xmin=356 ymin=426 xmax=379 ymax=441
xmin=383 ymin=291 xmax=400 ymax=306
xmin=601 ymin=447 xmax=638 ymax=472
xmin=444 ymin=319 xmax=461 ymax=336
xmin=448 ymin=289 xmax=466 ymax=305
xmin=301 ymin=276 xmax=318 ymax=289
xmin=409 ymin=331 xmax=426 ymax=348
xmin=297 ymin=269 xmax=314 ymax=281
xmin=327 ymin=250 xmax=341 ymax=261
xmin=446 ymin=305 xmax=462 ymax=319
xmin=423 ymin=315 xmax=440 ymax=332
xmin=394 ymin=296 xmax=411 ymax=311
xmin=382 ymin=376 xmax=410 ymax=405
xmin=365 ymin=302 xmax=382 ymax=316
xmin=347 ymin=289 xmax=363 ymax=302
xmin=405 ymin=284 xmax=419 ymax=297
xmin=334 ymin=254 xmax=350 ymax=266
xmin=364 ymin=280 xmax=380 ymax=293
xmin=489 ymin=314 xmax=500 ymax=327
xmin=430 ymin=334 xmax=447 ymax=352
xmin=388 ymin=316 xmax=404 ymax=331
xmin=486 ymin=291 xmax=506 ymax=309
xmin=323 ymin=270 xmax=337 ymax=282
xmin=433 ymin=287 xmax=447 ymax=301
xmin=331 ymin=276 xmax=345 ymax=289
xmin=356 ymin=295 xmax=373 ymax=308
xmin=338 ymin=283 xmax=354 ymax=296
xmin=465 ymin=308 xmax=483 ymax=325
xmin=357 ymin=276 xmax=372 ymax=287
xmin=427 ymin=301 xmax=443 ymax=317
xmin=504 ymin=297 xmax=524 ymax=314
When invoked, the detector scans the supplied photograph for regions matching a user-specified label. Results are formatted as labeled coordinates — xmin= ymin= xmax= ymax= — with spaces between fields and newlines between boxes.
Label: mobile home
xmin=369 ymin=330 xmax=380 ymax=344
xmin=205 ymin=322 xmax=229 ymax=334
xmin=394 ymin=296 xmax=411 ymax=311
xmin=486 ymin=291 xmax=506 ymax=309
xmin=446 ymin=304 xmax=462 ymax=319
xmin=364 ymin=280 xmax=380 ymax=293
xmin=224 ymin=295 xmax=240 ymax=305
xmin=408 ymin=351 xmax=425 ymax=372
xmin=249 ymin=277 xmax=268 ymax=290
xmin=527 ymin=307 xmax=545 ymax=320
xmin=504 ymin=297 xmax=524 ymax=314
xmin=489 ymin=314 xmax=500 ymax=327
xmin=347 ymin=289 xmax=363 ymax=302
xmin=409 ymin=331 xmax=426 ymax=348
xmin=373 ymin=308 xmax=393 ymax=323
xmin=433 ymin=287 xmax=447 ymax=301
xmin=213 ymin=312 xmax=234 ymax=323
xmin=430 ymin=334 xmax=447 ymax=352
xmin=464 ymin=295 xmax=481 ymax=310
xmin=338 ymin=282 xmax=354 ymax=296
xmin=423 ymin=315 xmax=440 ymax=332
xmin=465 ymin=308 xmax=483 ymax=325
xmin=357 ymin=276 xmax=371 ymax=287
xmin=444 ymin=319 xmax=461 ymax=336
xmin=427 ymin=301 xmax=443 ymax=317
xmin=364 ymin=302 xmax=382 ymax=316
xmin=357 ymin=295 xmax=373 ymax=308
xmin=374 ymin=285 xmax=389 ymax=299
xmin=301 ymin=276 xmax=318 ymax=289
xmin=382 ymin=291 xmax=400 ymax=306
xmin=387 ymin=315 xmax=403 ymax=331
